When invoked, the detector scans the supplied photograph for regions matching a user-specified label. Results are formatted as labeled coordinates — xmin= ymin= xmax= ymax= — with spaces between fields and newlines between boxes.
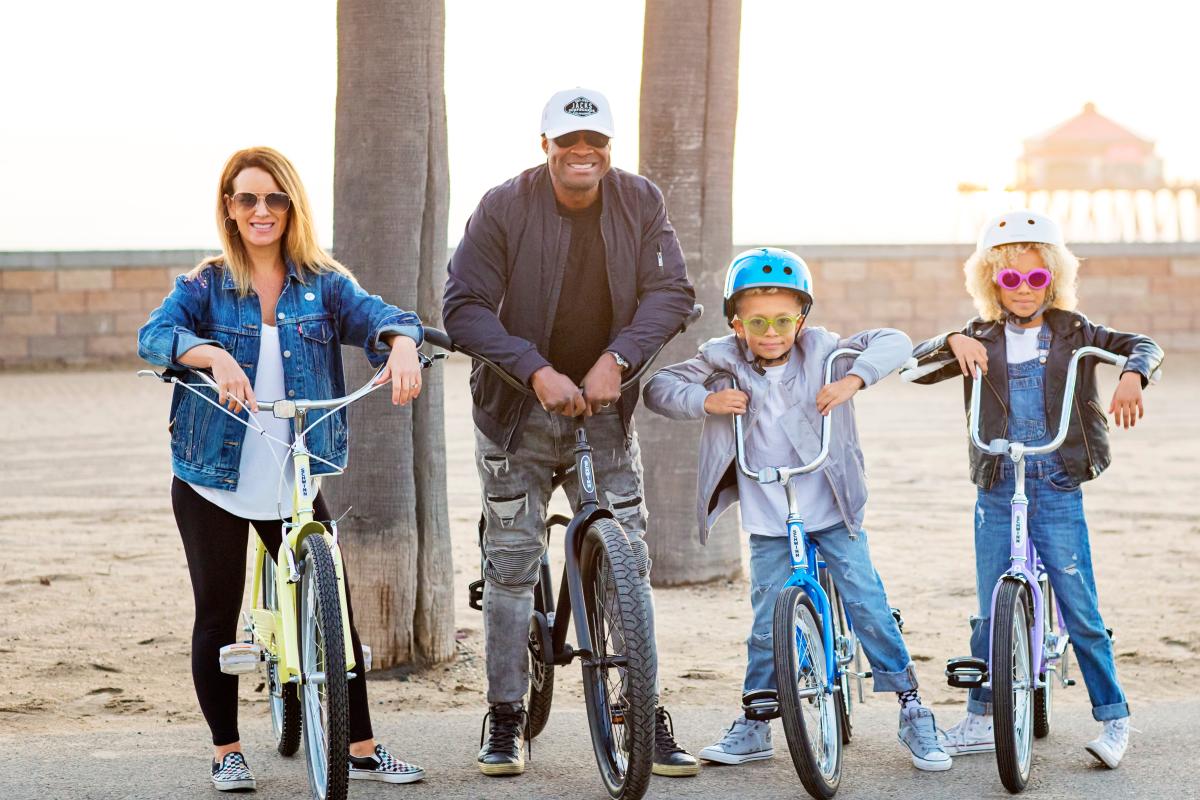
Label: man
xmin=443 ymin=87 xmax=699 ymax=778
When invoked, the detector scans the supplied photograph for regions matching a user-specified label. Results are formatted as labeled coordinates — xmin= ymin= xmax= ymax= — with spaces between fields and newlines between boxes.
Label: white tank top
xmin=191 ymin=324 xmax=307 ymax=520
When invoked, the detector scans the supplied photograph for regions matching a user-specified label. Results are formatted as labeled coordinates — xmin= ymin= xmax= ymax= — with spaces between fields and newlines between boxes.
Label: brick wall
xmin=1 ymin=244 xmax=1197 ymax=368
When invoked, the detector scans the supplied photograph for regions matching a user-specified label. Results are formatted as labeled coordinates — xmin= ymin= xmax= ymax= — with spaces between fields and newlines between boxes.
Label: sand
xmin=1 ymin=354 xmax=1195 ymax=741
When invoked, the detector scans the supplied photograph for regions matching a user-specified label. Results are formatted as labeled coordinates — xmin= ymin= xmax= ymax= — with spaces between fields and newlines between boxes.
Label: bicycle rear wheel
xmin=819 ymin=569 xmax=855 ymax=744
xmin=1033 ymin=577 xmax=1054 ymax=739
xmin=298 ymin=534 xmax=349 ymax=800
xmin=775 ymin=585 xmax=842 ymax=799
xmin=579 ymin=518 xmax=656 ymax=800
xmin=993 ymin=579 xmax=1033 ymax=793
xmin=261 ymin=555 xmax=301 ymax=756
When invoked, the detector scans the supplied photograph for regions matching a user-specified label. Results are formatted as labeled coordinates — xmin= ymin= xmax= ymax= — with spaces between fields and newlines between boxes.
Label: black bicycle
xmin=424 ymin=305 xmax=700 ymax=800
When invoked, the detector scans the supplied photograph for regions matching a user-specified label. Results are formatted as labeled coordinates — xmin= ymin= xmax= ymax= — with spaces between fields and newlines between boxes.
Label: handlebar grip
xmin=681 ymin=304 xmax=703 ymax=331
xmin=900 ymin=358 xmax=954 ymax=382
xmin=422 ymin=327 xmax=454 ymax=352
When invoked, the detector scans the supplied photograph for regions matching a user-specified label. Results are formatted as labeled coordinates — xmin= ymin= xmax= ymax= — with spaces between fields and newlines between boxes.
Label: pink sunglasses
xmin=995 ymin=268 xmax=1052 ymax=291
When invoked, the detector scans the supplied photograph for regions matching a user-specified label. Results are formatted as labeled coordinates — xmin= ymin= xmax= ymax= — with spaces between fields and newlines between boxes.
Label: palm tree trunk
xmin=638 ymin=0 xmax=743 ymax=585
xmin=329 ymin=0 xmax=454 ymax=667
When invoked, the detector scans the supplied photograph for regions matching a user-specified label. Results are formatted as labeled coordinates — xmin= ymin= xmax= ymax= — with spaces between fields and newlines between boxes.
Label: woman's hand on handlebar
xmin=816 ymin=374 xmax=863 ymax=416
xmin=180 ymin=344 xmax=257 ymax=413
xmin=704 ymin=389 xmax=749 ymax=416
xmin=1109 ymin=371 xmax=1145 ymax=429
xmin=947 ymin=332 xmax=988 ymax=377
xmin=375 ymin=335 xmax=423 ymax=406
xmin=581 ymin=353 xmax=623 ymax=416
xmin=532 ymin=366 xmax=587 ymax=417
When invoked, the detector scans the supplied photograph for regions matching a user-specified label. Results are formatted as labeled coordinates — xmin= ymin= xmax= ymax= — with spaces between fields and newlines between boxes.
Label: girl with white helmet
xmin=909 ymin=210 xmax=1165 ymax=769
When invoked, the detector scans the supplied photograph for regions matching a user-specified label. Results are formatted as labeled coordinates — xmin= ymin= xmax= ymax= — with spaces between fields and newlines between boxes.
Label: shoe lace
xmin=909 ymin=710 xmax=940 ymax=751
xmin=655 ymin=707 xmax=685 ymax=754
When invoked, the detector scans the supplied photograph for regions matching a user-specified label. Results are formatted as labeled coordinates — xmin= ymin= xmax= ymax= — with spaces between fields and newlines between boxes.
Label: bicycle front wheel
xmin=993 ymin=579 xmax=1034 ymax=793
xmin=819 ymin=569 xmax=855 ymax=744
xmin=775 ymin=585 xmax=842 ymax=799
xmin=579 ymin=518 xmax=656 ymax=800
xmin=261 ymin=555 xmax=301 ymax=756
xmin=298 ymin=534 xmax=349 ymax=800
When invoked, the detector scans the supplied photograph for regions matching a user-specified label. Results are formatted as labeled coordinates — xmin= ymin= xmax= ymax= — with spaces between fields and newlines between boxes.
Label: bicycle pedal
xmin=218 ymin=642 xmax=263 ymax=675
xmin=610 ymin=705 xmax=626 ymax=725
xmin=945 ymin=656 xmax=987 ymax=689
xmin=468 ymin=579 xmax=484 ymax=611
xmin=1065 ymin=678 xmax=1077 ymax=687
xmin=743 ymin=689 xmax=781 ymax=721
xmin=360 ymin=644 xmax=372 ymax=673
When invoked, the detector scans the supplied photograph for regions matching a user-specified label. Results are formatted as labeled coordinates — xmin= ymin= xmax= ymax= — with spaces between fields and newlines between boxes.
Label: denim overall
xmin=967 ymin=324 xmax=1129 ymax=721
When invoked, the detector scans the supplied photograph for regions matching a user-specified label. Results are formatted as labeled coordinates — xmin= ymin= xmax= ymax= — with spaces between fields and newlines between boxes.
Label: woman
xmin=138 ymin=146 xmax=425 ymax=791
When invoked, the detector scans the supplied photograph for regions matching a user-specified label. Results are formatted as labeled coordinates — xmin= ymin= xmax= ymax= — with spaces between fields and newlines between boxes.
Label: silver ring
xmin=601 ymin=402 xmax=612 ymax=408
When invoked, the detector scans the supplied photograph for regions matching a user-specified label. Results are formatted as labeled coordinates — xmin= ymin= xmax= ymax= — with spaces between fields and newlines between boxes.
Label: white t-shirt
xmin=1005 ymin=323 xmax=1048 ymax=364
xmin=735 ymin=363 xmax=843 ymax=536
xmin=191 ymin=324 xmax=305 ymax=520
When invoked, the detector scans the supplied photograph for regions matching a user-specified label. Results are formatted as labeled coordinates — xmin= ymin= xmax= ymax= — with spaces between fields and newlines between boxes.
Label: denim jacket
xmin=643 ymin=326 xmax=912 ymax=543
xmin=137 ymin=262 xmax=423 ymax=490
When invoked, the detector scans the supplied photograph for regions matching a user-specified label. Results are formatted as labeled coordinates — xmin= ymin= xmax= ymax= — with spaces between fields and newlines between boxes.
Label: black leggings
xmin=171 ymin=477 xmax=373 ymax=746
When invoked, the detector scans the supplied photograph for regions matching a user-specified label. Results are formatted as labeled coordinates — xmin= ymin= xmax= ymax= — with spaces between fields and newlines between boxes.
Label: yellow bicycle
xmin=140 ymin=362 xmax=433 ymax=800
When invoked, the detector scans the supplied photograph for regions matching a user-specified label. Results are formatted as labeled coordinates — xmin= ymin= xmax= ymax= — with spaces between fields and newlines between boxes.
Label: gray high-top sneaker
xmin=698 ymin=715 xmax=773 ymax=765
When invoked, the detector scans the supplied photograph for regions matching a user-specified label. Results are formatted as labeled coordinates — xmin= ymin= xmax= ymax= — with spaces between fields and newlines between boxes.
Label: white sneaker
xmin=1085 ymin=718 xmax=1130 ymax=769
xmin=698 ymin=715 xmax=773 ymax=765
xmin=939 ymin=712 xmax=994 ymax=755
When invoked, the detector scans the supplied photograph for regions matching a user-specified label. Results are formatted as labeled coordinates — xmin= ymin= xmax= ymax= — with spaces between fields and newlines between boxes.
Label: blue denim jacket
xmin=137 ymin=261 xmax=423 ymax=490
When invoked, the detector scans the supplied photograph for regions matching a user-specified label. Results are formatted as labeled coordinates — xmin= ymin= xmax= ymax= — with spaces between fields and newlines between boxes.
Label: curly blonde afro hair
xmin=963 ymin=242 xmax=1079 ymax=322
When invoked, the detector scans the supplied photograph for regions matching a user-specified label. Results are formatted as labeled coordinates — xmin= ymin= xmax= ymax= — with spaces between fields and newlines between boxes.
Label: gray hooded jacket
xmin=642 ymin=326 xmax=911 ymax=544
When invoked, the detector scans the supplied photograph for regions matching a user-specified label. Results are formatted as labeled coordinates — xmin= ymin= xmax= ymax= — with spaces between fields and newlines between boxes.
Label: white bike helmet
xmin=978 ymin=209 xmax=1064 ymax=251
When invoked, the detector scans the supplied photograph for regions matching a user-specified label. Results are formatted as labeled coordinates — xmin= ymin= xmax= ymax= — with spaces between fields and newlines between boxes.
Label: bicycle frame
xmin=967 ymin=346 xmax=1131 ymax=690
xmin=726 ymin=347 xmax=863 ymax=697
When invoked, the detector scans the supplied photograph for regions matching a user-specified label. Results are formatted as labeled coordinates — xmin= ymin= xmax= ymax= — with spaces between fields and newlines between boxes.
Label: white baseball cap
xmin=540 ymin=88 xmax=615 ymax=139
xmin=978 ymin=209 xmax=1065 ymax=251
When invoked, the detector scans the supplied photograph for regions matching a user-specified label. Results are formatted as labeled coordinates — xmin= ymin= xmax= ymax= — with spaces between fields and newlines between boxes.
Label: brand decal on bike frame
xmin=580 ymin=454 xmax=596 ymax=495
xmin=788 ymin=522 xmax=806 ymax=565
xmin=298 ymin=465 xmax=310 ymax=498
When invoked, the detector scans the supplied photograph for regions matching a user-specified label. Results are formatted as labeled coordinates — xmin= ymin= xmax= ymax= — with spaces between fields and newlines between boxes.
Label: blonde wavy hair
xmin=963 ymin=242 xmax=1079 ymax=322
xmin=190 ymin=147 xmax=354 ymax=295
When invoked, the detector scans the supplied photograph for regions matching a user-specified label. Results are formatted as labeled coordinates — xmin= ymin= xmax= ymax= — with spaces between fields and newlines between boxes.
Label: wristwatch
xmin=607 ymin=350 xmax=631 ymax=372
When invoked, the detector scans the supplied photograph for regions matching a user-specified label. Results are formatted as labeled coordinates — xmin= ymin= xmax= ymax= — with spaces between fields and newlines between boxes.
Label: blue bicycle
xmin=715 ymin=347 xmax=872 ymax=799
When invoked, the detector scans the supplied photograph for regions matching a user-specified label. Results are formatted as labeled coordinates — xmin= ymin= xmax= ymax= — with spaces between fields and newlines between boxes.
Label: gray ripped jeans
xmin=475 ymin=405 xmax=653 ymax=704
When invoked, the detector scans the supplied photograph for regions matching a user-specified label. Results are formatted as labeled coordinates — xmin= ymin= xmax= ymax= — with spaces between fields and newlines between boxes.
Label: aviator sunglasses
xmin=995 ymin=267 xmax=1052 ymax=291
xmin=737 ymin=313 xmax=803 ymax=337
xmin=228 ymin=191 xmax=292 ymax=213
xmin=552 ymin=130 xmax=611 ymax=148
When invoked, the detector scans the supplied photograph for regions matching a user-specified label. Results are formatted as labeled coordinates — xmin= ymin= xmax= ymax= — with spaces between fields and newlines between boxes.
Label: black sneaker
xmin=477 ymin=701 xmax=526 ymax=776
xmin=349 ymin=743 xmax=425 ymax=783
xmin=653 ymin=706 xmax=700 ymax=776
xmin=211 ymin=751 xmax=256 ymax=792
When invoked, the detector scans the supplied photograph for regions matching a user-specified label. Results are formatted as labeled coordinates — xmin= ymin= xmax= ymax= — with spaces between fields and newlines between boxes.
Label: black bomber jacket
xmin=910 ymin=309 xmax=1165 ymax=489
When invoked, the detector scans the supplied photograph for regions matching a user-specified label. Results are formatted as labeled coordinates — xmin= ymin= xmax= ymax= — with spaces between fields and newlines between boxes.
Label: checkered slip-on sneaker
xmin=211 ymin=751 xmax=256 ymax=792
xmin=349 ymin=744 xmax=425 ymax=784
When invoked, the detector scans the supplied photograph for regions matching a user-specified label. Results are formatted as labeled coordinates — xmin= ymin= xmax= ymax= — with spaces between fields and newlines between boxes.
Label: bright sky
xmin=3 ymin=0 xmax=1199 ymax=250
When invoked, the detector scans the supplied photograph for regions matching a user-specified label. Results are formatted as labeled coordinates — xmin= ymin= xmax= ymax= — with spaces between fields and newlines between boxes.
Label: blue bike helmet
xmin=722 ymin=247 xmax=814 ymax=324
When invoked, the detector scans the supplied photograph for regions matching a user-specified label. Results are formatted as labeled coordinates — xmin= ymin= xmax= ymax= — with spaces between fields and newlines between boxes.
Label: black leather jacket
xmin=911 ymin=309 xmax=1164 ymax=489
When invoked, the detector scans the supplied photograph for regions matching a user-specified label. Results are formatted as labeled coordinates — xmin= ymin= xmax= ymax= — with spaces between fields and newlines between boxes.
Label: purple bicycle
xmin=904 ymin=345 xmax=1134 ymax=793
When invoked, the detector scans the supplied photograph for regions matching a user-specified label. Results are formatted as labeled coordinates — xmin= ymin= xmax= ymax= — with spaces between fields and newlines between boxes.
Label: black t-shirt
xmin=549 ymin=196 xmax=613 ymax=385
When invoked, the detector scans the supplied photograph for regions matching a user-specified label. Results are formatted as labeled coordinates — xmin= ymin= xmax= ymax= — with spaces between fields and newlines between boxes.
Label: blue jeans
xmin=968 ymin=460 xmax=1129 ymax=721
xmin=745 ymin=524 xmax=917 ymax=696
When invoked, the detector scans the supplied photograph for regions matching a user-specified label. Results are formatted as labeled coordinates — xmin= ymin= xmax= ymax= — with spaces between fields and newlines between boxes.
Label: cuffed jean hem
xmin=967 ymin=698 xmax=993 ymax=716
xmin=870 ymin=662 xmax=918 ymax=693
xmin=1093 ymin=701 xmax=1130 ymax=722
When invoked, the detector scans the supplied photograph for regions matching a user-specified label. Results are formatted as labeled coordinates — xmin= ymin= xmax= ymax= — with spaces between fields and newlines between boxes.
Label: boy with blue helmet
xmin=644 ymin=247 xmax=951 ymax=771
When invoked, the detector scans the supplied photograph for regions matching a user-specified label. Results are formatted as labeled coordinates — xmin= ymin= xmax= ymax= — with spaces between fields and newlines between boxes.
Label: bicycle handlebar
xmin=422 ymin=304 xmax=704 ymax=398
xmin=713 ymin=347 xmax=862 ymax=485
xmin=968 ymin=345 xmax=1127 ymax=457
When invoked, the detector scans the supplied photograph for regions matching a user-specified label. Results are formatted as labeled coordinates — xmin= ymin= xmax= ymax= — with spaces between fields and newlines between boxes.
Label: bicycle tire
xmin=993 ymin=579 xmax=1033 ymax=793
xmin=527 ymin=586 xmax=555 ymax=740
xmin=819 ymin=569 xmax=854 ymax=744
xmin=774 ymin=585 xmax=842 ymax=799
xmin=298 ymin=534 xmax=349 ymax=800
xmin=1033 ymin=578 xmax=1054 ymax=739
xmin=579 ymin=518 xmax=656 ymax=800
xmin=261 ymin=556 xmax=301 ymax=757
